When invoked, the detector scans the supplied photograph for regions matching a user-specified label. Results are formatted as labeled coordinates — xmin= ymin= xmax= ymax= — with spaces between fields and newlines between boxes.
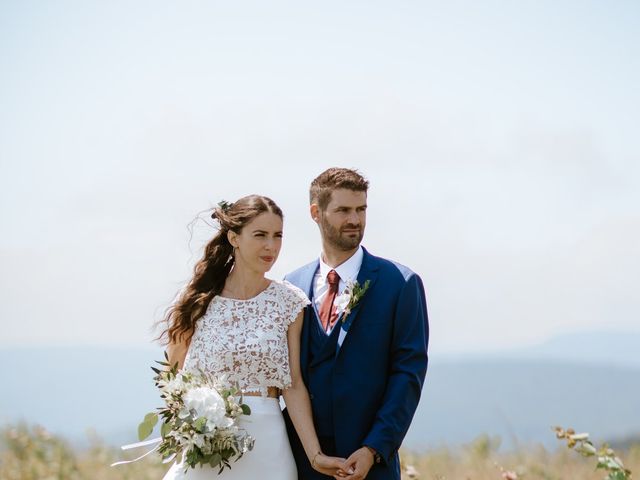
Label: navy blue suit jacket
xmin=284 ymin=247 xmax=429 ymax=480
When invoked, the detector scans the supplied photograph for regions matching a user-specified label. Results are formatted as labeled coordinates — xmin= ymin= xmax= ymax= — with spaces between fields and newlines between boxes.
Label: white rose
xmin=183 ymin=387 xmax=231 ymax=429
xmin=334 ymin=293 xmax=350 ymax=314
xmin=183 ymin=387 xmax=224 ymax=414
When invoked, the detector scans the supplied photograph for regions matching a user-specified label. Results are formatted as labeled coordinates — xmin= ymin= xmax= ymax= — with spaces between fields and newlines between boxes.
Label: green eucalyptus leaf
xmin=144 ymin=412 xmax=159 ymax=426
xmin=138 ymin=420 xmax=154 ymax=441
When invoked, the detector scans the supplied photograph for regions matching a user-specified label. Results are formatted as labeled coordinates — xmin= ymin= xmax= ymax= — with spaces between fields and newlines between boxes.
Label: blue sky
xmin=1 ymin=1 xmax=639 ymax=352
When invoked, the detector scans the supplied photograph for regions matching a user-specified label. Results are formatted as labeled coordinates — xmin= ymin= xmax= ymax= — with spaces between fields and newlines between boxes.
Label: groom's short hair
xmin=310 ymin=168 xmax=369 ymax=211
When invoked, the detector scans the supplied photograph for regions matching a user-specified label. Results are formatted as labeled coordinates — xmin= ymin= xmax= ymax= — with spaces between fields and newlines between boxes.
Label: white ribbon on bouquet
xmin=110 ymin=437 xmax=175 ymax=466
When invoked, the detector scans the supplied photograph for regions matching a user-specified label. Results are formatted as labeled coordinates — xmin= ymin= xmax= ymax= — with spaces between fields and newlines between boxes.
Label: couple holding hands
xmin=160 ymin=167 xmax=428 ymax=480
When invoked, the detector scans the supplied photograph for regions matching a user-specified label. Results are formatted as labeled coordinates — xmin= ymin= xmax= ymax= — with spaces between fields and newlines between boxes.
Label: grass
xmin=1 ymin=424 xmax=637 ymax=479
xmin=400 ymin=433 xmax=639 ymax=479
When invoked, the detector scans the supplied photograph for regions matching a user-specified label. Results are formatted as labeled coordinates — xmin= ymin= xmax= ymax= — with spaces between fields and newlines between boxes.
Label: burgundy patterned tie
xmin=319 ymin=270 xmax=340 ymax=332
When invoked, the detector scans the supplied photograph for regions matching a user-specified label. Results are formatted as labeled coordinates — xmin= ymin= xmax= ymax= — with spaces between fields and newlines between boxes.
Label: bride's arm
xmin=282 ymin=311 xmax=350 ymax=477
xmin=166 ymin=335 xmax=189 ymax=370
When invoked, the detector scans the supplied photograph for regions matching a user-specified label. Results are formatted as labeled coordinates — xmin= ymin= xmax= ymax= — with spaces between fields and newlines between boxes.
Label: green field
xmin=2 ymin=424 xmax=638 ymax=479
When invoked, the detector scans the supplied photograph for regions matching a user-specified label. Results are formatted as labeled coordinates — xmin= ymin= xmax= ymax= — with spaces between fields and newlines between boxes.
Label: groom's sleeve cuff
xmin=363 ymin=445 xmax=381 ymax=464
xmin=362 ymin=440 xmax=394 ymax=466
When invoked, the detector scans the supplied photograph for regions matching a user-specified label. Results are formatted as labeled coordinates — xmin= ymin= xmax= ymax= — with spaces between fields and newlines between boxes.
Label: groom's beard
xmin=321 ymin=217 xmax=363 ymax=251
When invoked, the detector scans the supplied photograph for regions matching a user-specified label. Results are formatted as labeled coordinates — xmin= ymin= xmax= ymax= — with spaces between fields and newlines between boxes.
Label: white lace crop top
xmin=182 ymin=280 xmax=310 ymax=396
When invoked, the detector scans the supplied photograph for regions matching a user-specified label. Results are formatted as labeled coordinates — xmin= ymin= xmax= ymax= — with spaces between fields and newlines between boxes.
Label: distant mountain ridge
xmin=405 ymin=357 xmax=640 ymax=449
xmin=2 ymin=333 xmax=639 ymax=450
xmin=439 ymin=331 xmax=640 ymax=368
xmin=518 ymin=331 xmax=640 ymax=367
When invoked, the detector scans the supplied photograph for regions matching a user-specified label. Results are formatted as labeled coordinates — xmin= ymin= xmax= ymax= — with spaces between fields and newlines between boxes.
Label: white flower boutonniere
xmin=335 ymin=279 xmax=370 ymax=323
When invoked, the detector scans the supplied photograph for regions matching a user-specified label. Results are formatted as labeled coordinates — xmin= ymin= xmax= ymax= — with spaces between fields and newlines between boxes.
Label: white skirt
xmin=162 ymin=396 xmax=297 ymax=480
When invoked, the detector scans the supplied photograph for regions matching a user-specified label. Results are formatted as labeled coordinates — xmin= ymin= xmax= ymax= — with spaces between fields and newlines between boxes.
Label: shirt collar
xmin=318 ymin=245 xmax=364 ymax=283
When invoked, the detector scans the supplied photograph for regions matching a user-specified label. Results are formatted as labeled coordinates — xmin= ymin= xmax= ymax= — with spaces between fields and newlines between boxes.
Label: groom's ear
xmin=310 ymin=203 xmax=320 ymax=224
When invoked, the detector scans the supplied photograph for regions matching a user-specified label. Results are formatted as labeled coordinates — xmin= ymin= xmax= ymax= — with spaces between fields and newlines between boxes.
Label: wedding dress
xmin=162 ymin=280 xmax=309 ymax=479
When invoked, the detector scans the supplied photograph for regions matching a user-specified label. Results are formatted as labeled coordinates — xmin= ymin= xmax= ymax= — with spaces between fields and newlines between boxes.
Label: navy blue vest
xmin=307 ymin=313 xmax=341 ymax=437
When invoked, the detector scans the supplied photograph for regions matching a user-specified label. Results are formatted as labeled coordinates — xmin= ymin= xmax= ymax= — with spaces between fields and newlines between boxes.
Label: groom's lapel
xmin=336 ymin=247 xmax=379 ymax=356
xmin=300 ymin=260 xmax=320 ymax=300
xmin=300 ymin=260 xmax=324 ymax=334
xmin=295 ymin=260 xmax=320 ymax=375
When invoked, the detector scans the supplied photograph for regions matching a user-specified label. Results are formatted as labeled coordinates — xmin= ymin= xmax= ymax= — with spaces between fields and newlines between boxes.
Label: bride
xmin=159 ymin=195 xmax=346 ymax=479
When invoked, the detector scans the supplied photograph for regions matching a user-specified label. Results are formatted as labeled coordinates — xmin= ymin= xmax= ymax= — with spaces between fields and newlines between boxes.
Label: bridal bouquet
xmin=135 ymin=353 xmax=254 ymax=474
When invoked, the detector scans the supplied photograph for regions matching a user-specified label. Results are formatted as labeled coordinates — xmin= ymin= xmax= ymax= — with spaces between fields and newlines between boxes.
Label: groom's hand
xmin=341 ymin=447 xmax=375 ymax=480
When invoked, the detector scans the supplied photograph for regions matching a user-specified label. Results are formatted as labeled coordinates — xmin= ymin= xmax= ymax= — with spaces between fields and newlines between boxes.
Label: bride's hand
xmin=312 ymin=453 xmax=353 ymax=478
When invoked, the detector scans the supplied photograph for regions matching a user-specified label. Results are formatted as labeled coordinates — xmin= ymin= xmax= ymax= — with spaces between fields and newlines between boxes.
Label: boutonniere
xmin=334 ymin=280 xmax=370 ymax=323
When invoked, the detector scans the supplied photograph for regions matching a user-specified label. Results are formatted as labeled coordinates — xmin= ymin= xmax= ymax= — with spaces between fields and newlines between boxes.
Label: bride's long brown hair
xmin=158 ymin=194 xmax=283 ymax=346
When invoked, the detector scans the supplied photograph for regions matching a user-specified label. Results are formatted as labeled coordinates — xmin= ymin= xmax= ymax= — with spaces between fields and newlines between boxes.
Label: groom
xmin=284 ymin=168 xmax=429 ymax=480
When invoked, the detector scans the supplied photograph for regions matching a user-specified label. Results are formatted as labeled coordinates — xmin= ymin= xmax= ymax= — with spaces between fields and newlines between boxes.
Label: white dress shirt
xmin=313 ymin=246 xmax=364 ymax=334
